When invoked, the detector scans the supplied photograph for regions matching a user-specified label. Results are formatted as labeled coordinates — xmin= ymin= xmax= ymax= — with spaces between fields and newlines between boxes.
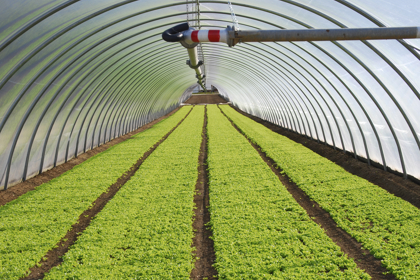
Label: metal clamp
xmin=186 ymin=60 xmax=203 ymax=69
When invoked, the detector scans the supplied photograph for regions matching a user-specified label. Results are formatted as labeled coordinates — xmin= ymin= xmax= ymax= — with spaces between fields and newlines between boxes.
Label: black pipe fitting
xmin=162 ymin=23 xmax=190 ymax=42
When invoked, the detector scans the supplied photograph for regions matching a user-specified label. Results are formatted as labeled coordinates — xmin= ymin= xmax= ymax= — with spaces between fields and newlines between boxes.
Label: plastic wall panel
xmin=1 ymin=0 xmax=420 ymax=188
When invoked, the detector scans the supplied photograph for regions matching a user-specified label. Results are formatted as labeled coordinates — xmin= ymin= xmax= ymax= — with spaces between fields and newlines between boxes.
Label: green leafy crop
xmin=45 ymin=106 xmax=204 ymax=279
xmin=207 ymin=105 xmax=369 ymax=279
xmin=220 ymin=105 xmax=420 ymax=279
xmin=0 ymin=107 xmax=191 ymax=279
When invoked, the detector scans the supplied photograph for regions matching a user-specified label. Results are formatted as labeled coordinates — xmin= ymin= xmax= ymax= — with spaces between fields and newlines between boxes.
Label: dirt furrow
xmin=0 ymin=108 xmax=180 ymax=206
xmin=20 ymin=107 xmax=193 ymax=280
xmin=191 ymin=106 xmax=217 ymax=280
xmin=218 ymin=105 xmax=395 ymax=280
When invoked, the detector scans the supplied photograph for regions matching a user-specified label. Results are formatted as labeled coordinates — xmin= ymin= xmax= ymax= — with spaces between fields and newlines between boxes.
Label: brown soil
xmin=184 ymin=94 xmax=228 ymax=105
xmin=191 ymin=106 xmax=217 ymax=280
xmin=219 ymin=105 xmax=395 ymax=280
xmin=232 ymin=106 xmax=420 ymax=210
xmin=19 ymin=107 xmax=193 ymax=280
xmin=0 ymin=107 xmax=180 ymax=207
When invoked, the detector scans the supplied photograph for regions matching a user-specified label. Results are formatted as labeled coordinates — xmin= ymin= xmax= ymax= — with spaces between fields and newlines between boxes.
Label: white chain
xmin=228 ymin=0 xmax=240 ymax=30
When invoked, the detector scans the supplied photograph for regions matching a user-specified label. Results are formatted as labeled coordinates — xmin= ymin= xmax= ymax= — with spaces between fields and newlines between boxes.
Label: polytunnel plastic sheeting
xmin=0 ymin=0 xmax=419 ymax=189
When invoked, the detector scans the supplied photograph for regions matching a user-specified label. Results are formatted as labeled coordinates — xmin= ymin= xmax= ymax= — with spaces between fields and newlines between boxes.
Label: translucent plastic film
xmin=0 ymin=0 xmax=419 ymax=189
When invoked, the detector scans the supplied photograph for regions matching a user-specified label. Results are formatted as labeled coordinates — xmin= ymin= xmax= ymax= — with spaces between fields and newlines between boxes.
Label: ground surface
xmin=2 ymin=95 xmax=419 ymax=280
xmin=184 ymin=94 xmax=228 ymax=105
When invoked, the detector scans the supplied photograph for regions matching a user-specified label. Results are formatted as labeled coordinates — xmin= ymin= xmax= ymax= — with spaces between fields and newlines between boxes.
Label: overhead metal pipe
xmin=169 ymin=25 xmax=420 ymax=47
xmin=162 ymin=23 xmax=207 ymax=91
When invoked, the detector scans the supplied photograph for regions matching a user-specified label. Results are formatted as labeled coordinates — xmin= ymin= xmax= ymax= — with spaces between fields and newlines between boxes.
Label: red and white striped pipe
xmin=183 ymin=29 xmax=229 ymax=45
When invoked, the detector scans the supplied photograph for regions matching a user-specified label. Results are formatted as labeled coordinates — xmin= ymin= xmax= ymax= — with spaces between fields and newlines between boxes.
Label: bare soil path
xmin=191 ymin=106 xmax=217 ymax=280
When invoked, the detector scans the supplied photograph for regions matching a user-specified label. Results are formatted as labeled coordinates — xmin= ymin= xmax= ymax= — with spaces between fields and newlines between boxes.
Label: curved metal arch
xmin=331 ymin=42 xmax=408 ymax=177
xmin=204 ymin=46 xmax=312 ymax=137
xmin=334 ymin=0 xmax=420 ymax=96
xmin=206 ymin=43 xmax=327 ymax=142
xmin=277 ymin=0 xmax=420 ymax=154
xmin=59 ymin=41 xmax=169 ymax=162
xmin=120 ymin=73 xmax=191 ymax=137
xmin=0 ymin=3 xmax=190 ymax=137
xmin=218 ymin=56 xmax=302 ymax=132
xmin=204 ymin=61 xmax=278 ymax=122
xmin=223 ymin=0 xmax=420 ymax=96
xmin=82 ymin=45 xmax=173 ymax=152
xmin=77 ymin=45 xmax=183 ymax=154
xmin=198 ymin=13 xmax=411 ymax=156
xmin=85 ymin=44 xmax=180 ymax=151
xmin=0 ymin=0 xmax=79 ymax=53
xmin=69 ymin=47 xmax=185 ymax=160
xmin=127 ymin=67 xmax=197 ymax=128
xmin=4 ymin=34 xmax=166 ymax=186
xmin=196 ymin=17 xmax=342 ymax=145
xmin=102 ymin=55 xmax=187 ymax=147
xmin=220 ymin=16 xmax=386 ymax=170
xmin=191 ymin=20 xmax=322 ymax=140
xmin=0 ymin=0 xmax=139 ymax=100
xmin=98 ymin=47 xmax=190 ymax=139
xmin=14 ymin=17 xmax=197 ymax=184
xmin=230 ymin=42 xmax=335 ymax=144
xmin=98 ymin=53 xmax=190 ymax=144
xmin=41 ymin=33 xmax=172 ymax=170
xmin=1 ymin=1 xmax=418 ymax=186
xmin=90 ymin=44 xmax=179 ymax=150
xmin=204 ymin=53 xmax=300 ymax=132
xmin=206 ymin=70 xmax=275 ymax=120
xmin=278 ymin=42 xmax=371 ymax=163
xmin=120 ymin=58 xmax=196 ymax=130
xmin=41 ymin=37 xmax=157 ymax=170
xmin=232 ymin=43 xmax=336 ymax=147
xmin=309 ymin=43 xmax=390 ymax=169
xmin=272 ymin=0 xmax=418 ymax=176
xmin=252 ymin=42 xmax=354 ymax=154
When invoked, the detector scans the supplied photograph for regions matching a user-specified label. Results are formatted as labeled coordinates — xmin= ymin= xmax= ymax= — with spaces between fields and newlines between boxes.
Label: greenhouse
xmin=0 ymin=0 xmax=420 ymax=279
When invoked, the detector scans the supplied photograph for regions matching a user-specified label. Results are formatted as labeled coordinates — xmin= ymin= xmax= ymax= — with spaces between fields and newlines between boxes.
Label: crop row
xmin=0 ymin=107 xmax=191 ymax=279
xmin=206 ymin=105 xmax=369 ymax=279
xmin=45 ymin=106 xmax=205 ymax=279
xmin=220 ymin=105 xmax=420 ymax=279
